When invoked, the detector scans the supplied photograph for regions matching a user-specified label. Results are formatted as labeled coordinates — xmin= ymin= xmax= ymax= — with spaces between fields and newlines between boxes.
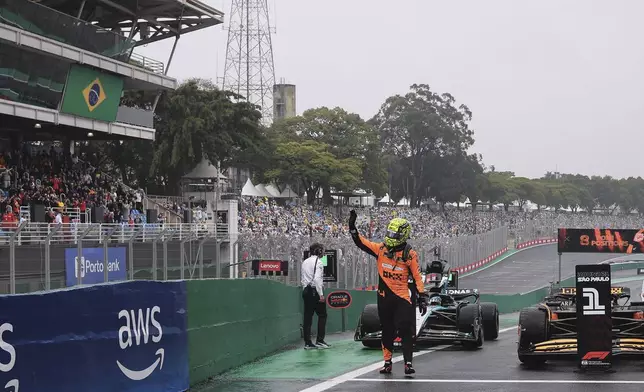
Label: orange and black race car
xmin=518 ymin=285 xmax=644 ymax=366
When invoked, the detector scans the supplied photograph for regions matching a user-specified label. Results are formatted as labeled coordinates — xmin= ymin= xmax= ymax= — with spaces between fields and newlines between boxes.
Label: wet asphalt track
xmin=460 ymin=244 xmax=644 ymax=294
xmin=196 ymin=246 xmax=644 ymax=392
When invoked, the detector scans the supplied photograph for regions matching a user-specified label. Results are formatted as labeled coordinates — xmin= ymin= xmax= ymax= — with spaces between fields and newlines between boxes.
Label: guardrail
xmin=129 ymin=52 xmax=165 ymax=74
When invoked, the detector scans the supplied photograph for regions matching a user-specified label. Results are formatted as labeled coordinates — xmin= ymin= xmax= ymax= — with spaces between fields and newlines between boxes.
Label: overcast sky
xmin=139 ymin=0 xmax=644 ymax=180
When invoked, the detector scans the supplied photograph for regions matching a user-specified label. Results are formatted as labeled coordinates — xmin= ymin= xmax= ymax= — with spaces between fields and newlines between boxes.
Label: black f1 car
xmin=354 ymin=259 xmax=500 ymax=349
xmin=518 ymin=285 xmax=644 ymax=366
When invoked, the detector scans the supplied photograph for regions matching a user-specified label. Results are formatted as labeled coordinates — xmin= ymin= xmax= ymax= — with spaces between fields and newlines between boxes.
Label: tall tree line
xmin=82 ymin=78 xmax=644 ymax=214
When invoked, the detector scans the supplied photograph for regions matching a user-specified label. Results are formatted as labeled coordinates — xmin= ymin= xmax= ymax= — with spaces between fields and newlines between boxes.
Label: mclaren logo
xmin=582 ymin=287 xmax=606 ymax=316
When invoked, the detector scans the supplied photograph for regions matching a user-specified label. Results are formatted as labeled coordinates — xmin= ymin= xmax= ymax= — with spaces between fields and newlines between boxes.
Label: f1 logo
xmin=582 ymin=287 xmax=605 ymax=315
xmin=582 ymin=351 xmax=609 ymax=360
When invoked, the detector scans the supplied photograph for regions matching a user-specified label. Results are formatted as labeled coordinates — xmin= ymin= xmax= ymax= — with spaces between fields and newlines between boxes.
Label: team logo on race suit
xmin=0 ymin=323 xmax=18 ymax=391
xmin=117 ymin=306 xmax=164 ymax=381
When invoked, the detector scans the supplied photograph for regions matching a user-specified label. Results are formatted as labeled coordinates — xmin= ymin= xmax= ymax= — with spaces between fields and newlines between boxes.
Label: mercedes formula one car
xmin=354 ymin=259 xmax=500 ymax=349
xmin=518 ymin=285 xmax=644 ymax=366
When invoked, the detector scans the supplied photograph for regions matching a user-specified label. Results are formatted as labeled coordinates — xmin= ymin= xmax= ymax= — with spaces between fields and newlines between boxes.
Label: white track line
xmin=299 ymin=325 xmax=518 ymax=392
xmin=349 ymin=379 xmax=644 ymax=384
xmin=297 ymin=345 xmax=451 ymax=392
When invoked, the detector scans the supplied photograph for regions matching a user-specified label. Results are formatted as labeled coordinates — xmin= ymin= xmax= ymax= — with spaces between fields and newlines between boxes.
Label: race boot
xmin=379 ymin=360 xmax=393 ymax=374
xmin=404 ymin=362 xmax=415 ymax=375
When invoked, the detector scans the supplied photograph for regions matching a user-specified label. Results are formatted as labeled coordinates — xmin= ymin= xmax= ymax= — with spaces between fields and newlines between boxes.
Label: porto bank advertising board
xmin=0 ymin=281 xmax=189 ymax=392
xmin=65 ymin=247 xmax=127 ymax=286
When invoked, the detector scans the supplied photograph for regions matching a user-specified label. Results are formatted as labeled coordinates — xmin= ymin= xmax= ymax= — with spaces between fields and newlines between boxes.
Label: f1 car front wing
xmin=520 ymin=338 xmax=644 ymax=359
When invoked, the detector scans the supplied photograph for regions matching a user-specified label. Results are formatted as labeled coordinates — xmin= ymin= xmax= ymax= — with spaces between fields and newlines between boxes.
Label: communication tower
xmin=222 ymin=0 xmax=276 ymax=123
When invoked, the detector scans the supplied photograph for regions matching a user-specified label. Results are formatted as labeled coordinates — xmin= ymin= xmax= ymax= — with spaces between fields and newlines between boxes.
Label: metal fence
xmin=234 ymin=225 xmax=509 ymax=291
xmin=0 ymin=222 xmax=230 ymax=295
xmin=0 ymin=222 xmax=508 ymax=295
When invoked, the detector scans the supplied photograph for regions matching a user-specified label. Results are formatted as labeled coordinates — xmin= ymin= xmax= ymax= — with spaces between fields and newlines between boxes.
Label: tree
xmin=149 ymin=78 xmax=264 ymax=194
xmin=371 ymin=84 xmax=475 ymax=207
xmin=263 ymin=140 xmax=363 ymax=205
xmin=268 ymin=107 xmax=386 ymax=203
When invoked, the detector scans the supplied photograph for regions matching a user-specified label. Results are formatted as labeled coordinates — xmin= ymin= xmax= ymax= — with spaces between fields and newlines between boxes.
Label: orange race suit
xmin=349 ymin=223 xmax=426 ymax=367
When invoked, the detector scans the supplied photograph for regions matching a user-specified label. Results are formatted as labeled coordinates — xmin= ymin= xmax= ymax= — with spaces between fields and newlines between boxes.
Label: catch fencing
xmin=235 ymin=225 xmax=509 ymax=290
xmin=0 ymin=222 xmax=508 ymax=294
xmin=0 ymin=222 xmax=228 ymax=295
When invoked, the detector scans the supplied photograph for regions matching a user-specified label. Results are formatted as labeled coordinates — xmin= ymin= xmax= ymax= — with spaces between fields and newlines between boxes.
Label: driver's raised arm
xmin=348 ymin=210 xmax=379 ymax=258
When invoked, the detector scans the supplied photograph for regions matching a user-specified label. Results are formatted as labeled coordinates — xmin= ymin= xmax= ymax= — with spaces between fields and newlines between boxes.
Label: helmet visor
xmin=386 ymin=229 xmax=402 ymax=239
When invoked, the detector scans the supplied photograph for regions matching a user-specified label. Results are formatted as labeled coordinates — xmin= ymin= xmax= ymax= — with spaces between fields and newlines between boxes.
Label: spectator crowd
xmin=0 ymin=144 xmax=147 ymax=227
xmin=237 ymin=197 xmax=644 ymax=241
xmin=4 ymin=143 xmax=644 ymax=243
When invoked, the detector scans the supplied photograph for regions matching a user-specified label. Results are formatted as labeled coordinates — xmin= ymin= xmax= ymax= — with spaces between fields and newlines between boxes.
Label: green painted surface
xmin=187 ymin=279 xmax=378 ymax=387
xmin=214 ymin=336 xmax=381 ymax=380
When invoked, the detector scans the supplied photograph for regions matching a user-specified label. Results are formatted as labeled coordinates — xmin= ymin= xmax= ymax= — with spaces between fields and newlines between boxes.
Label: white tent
xmin=279 ymin=185 xmax=298 ymax=198
xmin=379 ymin=194 xmax=391 ymax=204
xmin=397 ymin=197 xmax=410 ymax=206
xmin=241 ymin=178 xmax=264 ymax=197
xmin=264 ymin=184 xmax=281 ymax=197
xmin=255 ymin=184 xmax=274 ymax=197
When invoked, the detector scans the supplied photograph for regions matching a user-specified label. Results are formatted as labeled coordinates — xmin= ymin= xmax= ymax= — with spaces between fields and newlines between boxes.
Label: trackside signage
xmin=575 ymin=264 xmax=612 ymax=370
xmin=327 ymin=291 xmax=352 ymax=309
xmin=65 ymin=247 xmax=127 ymax=286
xmin=0 ymin=281 xmax=188 ymax=391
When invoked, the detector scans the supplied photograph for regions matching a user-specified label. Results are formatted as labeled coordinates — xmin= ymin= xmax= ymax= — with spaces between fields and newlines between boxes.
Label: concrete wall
xmin=186 ymin=279 xmax=375 ymax=385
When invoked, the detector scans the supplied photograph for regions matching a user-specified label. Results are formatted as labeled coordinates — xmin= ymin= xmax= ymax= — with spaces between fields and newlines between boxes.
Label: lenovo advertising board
xmin=0 ymin=281 xmax=188 ymax=391
xmin=251 ymin=259 xmax=288 ymax=276
xmin=65 ymin=247 xmax=127 ymax=286
xmin=575 ymin=264 xmax=612 ymax=370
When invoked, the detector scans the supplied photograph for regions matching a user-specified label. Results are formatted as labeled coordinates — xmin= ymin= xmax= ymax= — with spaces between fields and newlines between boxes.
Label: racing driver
xmin=348 ymin=210 xmax=428 ymax=375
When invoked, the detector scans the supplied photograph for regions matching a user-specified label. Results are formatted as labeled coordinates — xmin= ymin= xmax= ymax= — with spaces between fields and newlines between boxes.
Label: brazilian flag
xmin=60 ymin=64 xmax=124 ymax=122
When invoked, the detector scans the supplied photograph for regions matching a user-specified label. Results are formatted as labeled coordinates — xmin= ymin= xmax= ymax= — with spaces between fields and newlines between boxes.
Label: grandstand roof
xmin=38 ymin=0 xmax=224 ymax=46
xmin=0 ymin=112 xmax=147 ymax=141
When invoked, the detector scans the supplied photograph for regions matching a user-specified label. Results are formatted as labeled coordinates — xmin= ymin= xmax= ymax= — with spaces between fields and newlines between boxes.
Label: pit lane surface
xmin=459 ymin=244 xmax=643 ymax=294
xmin=308 ymin=326 xmax=644 ymax=392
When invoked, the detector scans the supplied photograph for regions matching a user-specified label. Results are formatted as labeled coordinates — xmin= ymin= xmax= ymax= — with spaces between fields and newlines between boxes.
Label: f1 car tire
xmin=480 ymin=302 xmax=499 ymax=341
xmin=518 ymin=307 xmax=548 ymax=366
xmin=457 ymin=304 xmax=483 ymax=349
xmin=362 ymin=340 xmax=381 ymax=349
xmin=359 ymin=304 xmax=381 ymax=348
xmin=360 ymin=304 xmax=380 ymax=333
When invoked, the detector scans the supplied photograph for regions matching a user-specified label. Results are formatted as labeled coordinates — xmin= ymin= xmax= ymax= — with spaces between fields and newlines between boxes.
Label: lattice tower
xmin=222 ymin=0 xmax=276 ymax=124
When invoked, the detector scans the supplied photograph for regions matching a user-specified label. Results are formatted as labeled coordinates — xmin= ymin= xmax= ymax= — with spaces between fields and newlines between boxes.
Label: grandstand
xmin=0 ymin=0 xmax=234 ymax=294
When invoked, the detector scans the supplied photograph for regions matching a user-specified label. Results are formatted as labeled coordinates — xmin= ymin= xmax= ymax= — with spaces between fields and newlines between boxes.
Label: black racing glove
xmin=349 ymin=210 xmax=357 ymax=232
xmin=418 ymin=293 xmax=429 ymax=316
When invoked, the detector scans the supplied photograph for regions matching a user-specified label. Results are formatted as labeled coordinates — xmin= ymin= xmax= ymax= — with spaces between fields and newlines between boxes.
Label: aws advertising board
xmin=0 ymin=281 xmax=188 ymax=391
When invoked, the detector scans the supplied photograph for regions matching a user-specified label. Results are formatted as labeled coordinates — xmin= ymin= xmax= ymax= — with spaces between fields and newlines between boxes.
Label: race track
xmin=194 ymin=247 xmax=644 ymax=392
xmin=459 ymin=244 xmax=640 ymax=294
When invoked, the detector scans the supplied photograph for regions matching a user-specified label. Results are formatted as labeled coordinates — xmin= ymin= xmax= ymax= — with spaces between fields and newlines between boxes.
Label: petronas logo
xmin=82 ymin=78 xmax=106 ymax=112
